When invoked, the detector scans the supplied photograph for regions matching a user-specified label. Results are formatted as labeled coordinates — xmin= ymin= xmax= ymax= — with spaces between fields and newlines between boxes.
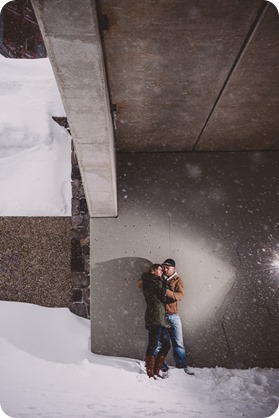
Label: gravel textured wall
xmin=0 ymin=217 xmax=71 ymax=307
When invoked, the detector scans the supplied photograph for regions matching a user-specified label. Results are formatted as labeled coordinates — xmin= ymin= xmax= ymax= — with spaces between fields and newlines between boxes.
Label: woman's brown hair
xmin=150 ymin=264 xmax=162 ymax=273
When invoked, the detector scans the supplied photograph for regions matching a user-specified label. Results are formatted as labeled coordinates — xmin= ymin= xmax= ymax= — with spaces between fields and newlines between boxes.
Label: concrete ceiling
xmin=31 ymin=0 xmax=279 ymax=216
xmin=99 ymin=0 xmax=279 ymax=152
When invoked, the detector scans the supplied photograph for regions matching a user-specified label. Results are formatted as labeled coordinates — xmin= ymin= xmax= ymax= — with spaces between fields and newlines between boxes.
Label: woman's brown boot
xmin=154 ymin=354 xmax=166 ymax=376
xmin=145 ymin=355 xmax=155 ymax=378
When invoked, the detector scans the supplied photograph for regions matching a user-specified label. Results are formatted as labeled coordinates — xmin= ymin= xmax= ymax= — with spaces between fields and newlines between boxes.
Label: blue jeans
xmin=167 ymin=314 xmax=187 ymax=368
xmin=146 ymin=326 xmax=171 ymax=357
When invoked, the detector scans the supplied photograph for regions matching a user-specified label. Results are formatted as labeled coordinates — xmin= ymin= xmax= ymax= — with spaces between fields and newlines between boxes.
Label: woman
xmin=139 ymin=264 xmax=171 ymax=378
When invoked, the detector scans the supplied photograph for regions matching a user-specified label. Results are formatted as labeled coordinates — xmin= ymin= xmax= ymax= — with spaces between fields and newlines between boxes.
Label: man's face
xmin=163 ymin=265 xmax=175 ymax=277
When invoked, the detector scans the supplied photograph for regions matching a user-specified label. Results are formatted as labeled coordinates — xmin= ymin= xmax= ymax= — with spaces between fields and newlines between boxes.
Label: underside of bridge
xmin=30 ymin=0 xmax=279 ymax=367
xmin=31 ymin=0 xmax=279 ymax=217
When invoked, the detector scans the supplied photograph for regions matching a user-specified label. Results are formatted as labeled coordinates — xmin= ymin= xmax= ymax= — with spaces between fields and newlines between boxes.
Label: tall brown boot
xmin=145 ymin=355 xmax=155 ymax=378
xmin=154 ymin=354 xmax=166 ymax=376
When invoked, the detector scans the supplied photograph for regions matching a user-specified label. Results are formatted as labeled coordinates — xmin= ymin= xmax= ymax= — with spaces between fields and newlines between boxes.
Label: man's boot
xmin=154 ymin=354 xmax=166 ymax=377
xmin=145 ymin=355 xmax=155 ymax=378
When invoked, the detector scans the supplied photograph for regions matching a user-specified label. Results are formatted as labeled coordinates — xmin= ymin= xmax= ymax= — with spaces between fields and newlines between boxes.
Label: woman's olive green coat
xmin=141 ymin=272 xmax=170 ymax=330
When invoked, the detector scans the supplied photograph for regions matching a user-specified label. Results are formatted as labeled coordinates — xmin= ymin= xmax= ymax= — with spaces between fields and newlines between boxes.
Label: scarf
xmin=163 ymin=272 xmax=177 ymax=284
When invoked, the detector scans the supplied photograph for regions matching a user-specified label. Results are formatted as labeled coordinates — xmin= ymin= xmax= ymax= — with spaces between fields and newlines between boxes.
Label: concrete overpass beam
xmin=31 ymin=0 xmax=117 ymax=217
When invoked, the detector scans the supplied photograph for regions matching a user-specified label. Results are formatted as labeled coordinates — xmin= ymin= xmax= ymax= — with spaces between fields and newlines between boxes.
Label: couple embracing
xmin=139 ymin=258 xmax=194 ymax=379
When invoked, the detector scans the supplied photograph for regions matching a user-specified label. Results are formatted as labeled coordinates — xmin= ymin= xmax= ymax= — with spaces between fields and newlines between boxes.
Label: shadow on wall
xmin=91 ymin=257 xmax=152 ymax=360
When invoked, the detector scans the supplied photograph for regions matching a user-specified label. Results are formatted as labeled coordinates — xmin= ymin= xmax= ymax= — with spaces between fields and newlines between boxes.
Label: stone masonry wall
xmin=70 ymin=143 xmax=90 ymax=318
xmin=53 ymin=117 xmax=90 ymax=319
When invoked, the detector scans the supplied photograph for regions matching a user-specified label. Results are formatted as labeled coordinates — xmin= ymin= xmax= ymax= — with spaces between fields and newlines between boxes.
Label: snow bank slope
xmin=0 ymin=56 xmax=71 ymax=216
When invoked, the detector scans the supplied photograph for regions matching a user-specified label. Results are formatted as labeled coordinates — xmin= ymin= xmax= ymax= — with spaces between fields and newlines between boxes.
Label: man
xmin=162 ymin=258 xmax=194 ymax=375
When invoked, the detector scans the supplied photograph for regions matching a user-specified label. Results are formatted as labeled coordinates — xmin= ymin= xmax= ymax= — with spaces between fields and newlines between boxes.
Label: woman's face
xmin=154 ymin=266 xmax=163 ymax=277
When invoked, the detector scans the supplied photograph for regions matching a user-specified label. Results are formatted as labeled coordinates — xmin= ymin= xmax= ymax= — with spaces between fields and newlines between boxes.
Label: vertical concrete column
xmin=31 ymin=0 xmax=117 ymax=217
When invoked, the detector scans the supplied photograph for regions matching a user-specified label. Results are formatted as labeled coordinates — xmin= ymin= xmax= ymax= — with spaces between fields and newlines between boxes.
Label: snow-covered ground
xmin=0 ymin=56 xmax=71 ymax=216
xmin=0 ymin=301 xmax=278 ymax=418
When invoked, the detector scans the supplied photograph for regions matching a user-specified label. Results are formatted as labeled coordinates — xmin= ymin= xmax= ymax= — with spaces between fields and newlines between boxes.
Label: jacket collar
xmin=164 ymin=272 xmax=177 ymax=282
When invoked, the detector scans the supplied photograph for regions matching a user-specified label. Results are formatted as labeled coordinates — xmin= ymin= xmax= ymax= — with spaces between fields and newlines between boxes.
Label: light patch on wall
xmin=271 ymin=252 xmax=279 ymax=271
xmin=169 ymin=232 xmax=235 ymax=329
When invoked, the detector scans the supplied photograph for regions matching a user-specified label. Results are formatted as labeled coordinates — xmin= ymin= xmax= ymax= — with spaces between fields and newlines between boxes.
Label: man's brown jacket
xmin=165 ymin=273 xmax=185 ymax=314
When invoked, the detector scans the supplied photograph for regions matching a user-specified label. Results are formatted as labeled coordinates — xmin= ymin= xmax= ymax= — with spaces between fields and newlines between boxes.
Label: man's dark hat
xmin=162 ymin=258 xmax=176 ymax=267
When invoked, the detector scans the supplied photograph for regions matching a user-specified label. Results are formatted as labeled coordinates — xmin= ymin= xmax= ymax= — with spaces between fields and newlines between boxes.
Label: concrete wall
xmin=90 ymin=151 xmax=279 ymax=368
xmin=0 ymin=217 xmax=71 ymax=307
